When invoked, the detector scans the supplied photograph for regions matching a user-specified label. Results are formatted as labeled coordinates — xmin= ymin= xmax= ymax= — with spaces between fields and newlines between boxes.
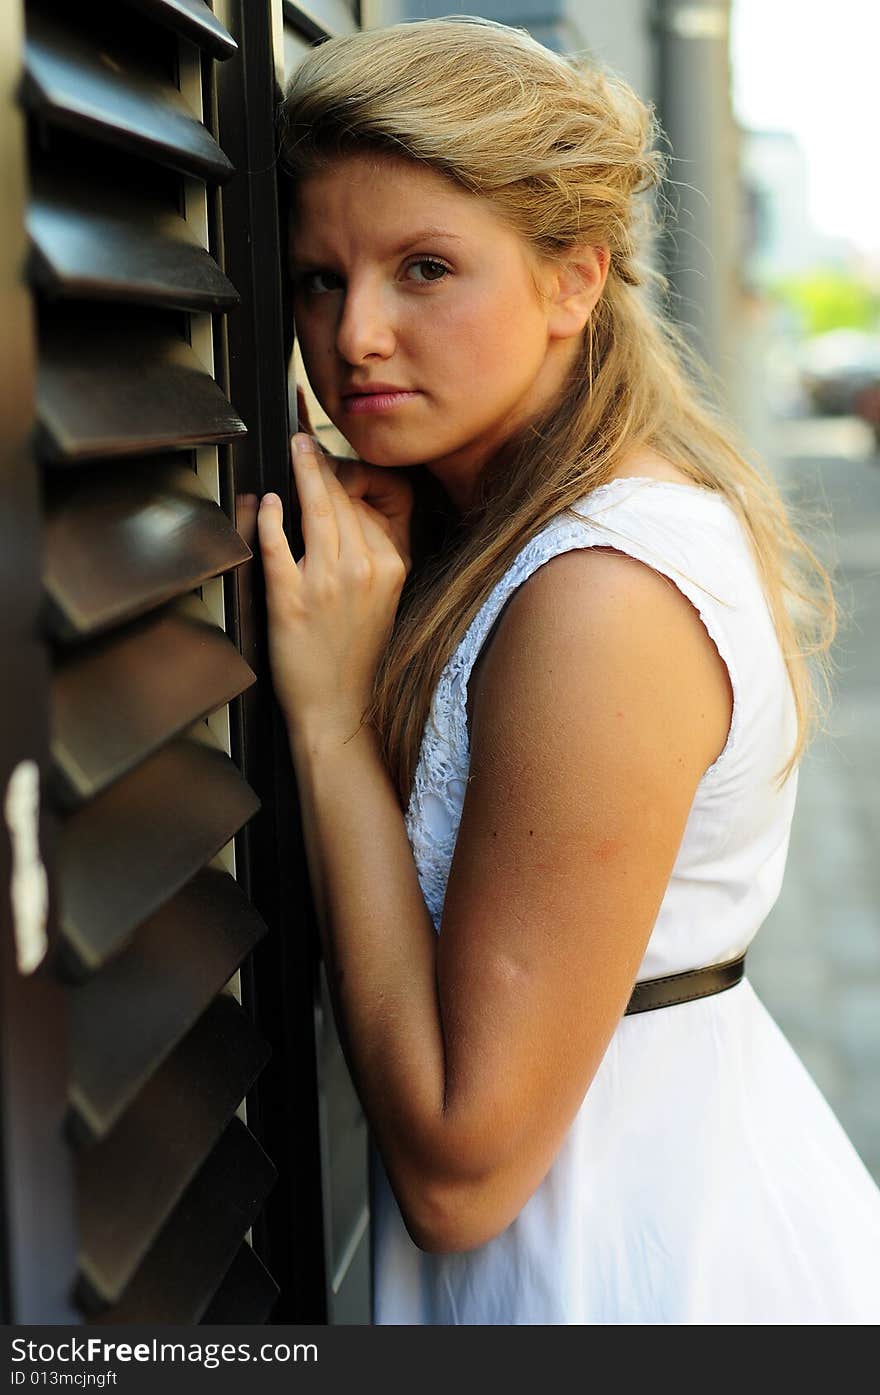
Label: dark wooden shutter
xmin=1 ymin=0 xmax=77 ymax=1321
xmin=2 ymin=0 xmax=370 ymax=1325
xmin=276 ymin=0 xmax=372 ymax=1326
xmin=10 ymin=0 xmax=278 ymax=1324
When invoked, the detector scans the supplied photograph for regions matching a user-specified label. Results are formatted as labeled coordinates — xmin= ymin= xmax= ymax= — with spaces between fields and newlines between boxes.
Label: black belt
xmin=624 ymin=951 xmax=746 ymax=1015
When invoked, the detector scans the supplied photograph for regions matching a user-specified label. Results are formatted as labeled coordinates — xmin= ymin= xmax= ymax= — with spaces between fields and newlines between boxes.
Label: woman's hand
xmin=332 ymin=455 xmax=415 ymax=578
xmin=257 ymin=433 xmax=408 ymax=744
xmin=295 ymin=386 xmax=415 ymax=575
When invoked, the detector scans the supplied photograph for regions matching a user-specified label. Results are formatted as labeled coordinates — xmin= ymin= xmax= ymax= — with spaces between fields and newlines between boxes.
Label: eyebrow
xmin=391 ymin=229 xmax=463 ymax=253
xmin=290 ymin=228 xmax=464 ymax=265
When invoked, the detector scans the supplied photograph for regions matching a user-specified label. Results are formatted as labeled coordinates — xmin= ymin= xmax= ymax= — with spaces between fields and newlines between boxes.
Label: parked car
xmin=854 ymin=381 xmax=880 ymax=448
xmin=799 ymin=330 xmax=880 ymax=417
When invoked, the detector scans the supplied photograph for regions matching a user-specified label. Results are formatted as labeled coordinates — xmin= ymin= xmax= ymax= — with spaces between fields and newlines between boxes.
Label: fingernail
xmin=293 ymin=433 xmax=316 ymax=453
xmin=261 ymin=492 xmax=281 ymax=508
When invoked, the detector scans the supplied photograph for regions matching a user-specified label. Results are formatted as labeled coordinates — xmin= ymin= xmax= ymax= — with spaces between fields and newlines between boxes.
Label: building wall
xmin=365 ymin=1 xmax=740 ymax=405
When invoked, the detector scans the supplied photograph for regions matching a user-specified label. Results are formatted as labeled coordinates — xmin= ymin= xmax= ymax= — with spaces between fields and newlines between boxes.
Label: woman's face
xmin=290 ymin=152 xmax=585 ymax=511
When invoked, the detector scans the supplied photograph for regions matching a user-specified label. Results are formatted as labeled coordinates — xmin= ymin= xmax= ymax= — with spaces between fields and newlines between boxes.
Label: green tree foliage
xmin=772 ymin=271 xmax=880 ymax=336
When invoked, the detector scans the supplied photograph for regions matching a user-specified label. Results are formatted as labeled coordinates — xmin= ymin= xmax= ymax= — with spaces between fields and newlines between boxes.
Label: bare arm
xmin=282 ymin=537 xmax=732 ymax=1252
xmin=289 ymin=717 xmax=450 ymax=1246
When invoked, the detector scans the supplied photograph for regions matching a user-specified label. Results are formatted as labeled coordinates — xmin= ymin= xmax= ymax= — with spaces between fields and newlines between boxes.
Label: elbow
xmin=404 ymin=1205 xmax=477 ymax=1257
xmin=387 ymin=1111 xmax=530 ymax=1254
xmin=399 ymin=1172 xmax=515 ymax=1255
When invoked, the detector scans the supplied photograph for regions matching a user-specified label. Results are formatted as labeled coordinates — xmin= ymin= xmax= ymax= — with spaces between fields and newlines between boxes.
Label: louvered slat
xmin=20 ymin=0 xmax=283 ymax=1328
xmin=283 ymin=3 xmax=335 ymax=45
xmin=100 ymin=1118 xmax=277 ymax=1324
xmin=68 ymin=866 xmax=268 ymax=1144
xmin=51 ymin=597 xmax=256 ymax=806
xmin=44 ymin=462 xmax=251 ymax=642
xmin=28 ymin=172 xmax=240 ymax=311
xmin=58 ymin=737 xmax=260 ymax=977
xmin=23 ymin=10 xmax=234 ymax=182
xmin=76 ymin=993 xmax=270 ymax=1311
xmin=122 ymin=0 xmax=239 ymax=60
xmin=38 ymin=312 xmax=247 ymax=463
xmin=200 ymin=1243 xmax=280 ymax=1325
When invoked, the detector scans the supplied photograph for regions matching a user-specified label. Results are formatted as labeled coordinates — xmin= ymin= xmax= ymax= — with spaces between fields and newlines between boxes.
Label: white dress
xmin=369 ymin=477 xmax=880 ymax=1325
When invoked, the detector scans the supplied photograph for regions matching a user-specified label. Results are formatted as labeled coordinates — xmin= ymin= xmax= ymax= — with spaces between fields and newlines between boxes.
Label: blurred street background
xmin=748 ymin=416 xmax=880 ymax=1185
xmin=365 ymin=1 xmax=880 ymax=1183
xmin=731 ymin=0 xmax=880 ymax=1185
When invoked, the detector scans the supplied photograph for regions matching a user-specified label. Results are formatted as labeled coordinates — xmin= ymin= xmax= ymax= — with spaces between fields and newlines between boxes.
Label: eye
xmin=295 ymin=269 xmax=343 ymax=295
xmin=405 ymin=257 xmax=451 ymax=284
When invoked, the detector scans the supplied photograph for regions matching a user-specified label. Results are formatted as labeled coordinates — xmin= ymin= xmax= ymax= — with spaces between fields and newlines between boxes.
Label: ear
xmin=545 ymin=246 xmax=610 ymax=341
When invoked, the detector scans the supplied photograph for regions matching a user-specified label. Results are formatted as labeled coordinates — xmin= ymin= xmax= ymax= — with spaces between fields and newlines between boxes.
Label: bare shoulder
xmin=430 ymin=544 xmax=735 ymax=1247
xmin=604 ymin=445 xmax=698 ymax=485
xmin=467 ymin=544 xmax=733 ymax=783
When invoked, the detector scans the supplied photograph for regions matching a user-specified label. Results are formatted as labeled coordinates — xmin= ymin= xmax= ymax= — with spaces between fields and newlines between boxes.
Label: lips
xmin=342 ymin=383 xmax=411 ymax=397
xmin=343 ymin=388 xmax=421 ymax=414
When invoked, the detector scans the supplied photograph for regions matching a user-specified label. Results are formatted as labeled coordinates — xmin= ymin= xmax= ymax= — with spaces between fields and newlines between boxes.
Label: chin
xmin=339 ymin=433 xmax=423 ymax=470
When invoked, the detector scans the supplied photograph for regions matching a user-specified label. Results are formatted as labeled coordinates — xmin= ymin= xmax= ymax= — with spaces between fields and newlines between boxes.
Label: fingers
xmin=313 ymin=453 xmax=405 ymax=571
xmin=290 ymin=433 xmax=341 ymax=562
xmin=256 ymin=492 xmax=300 ymax=606
xmin=357 ymin=467 xmax=414 ymax=526
xmin=352 ymin=498 xmax=409 ymax=579
xmin=321 ymin=459 xmax=369 ymax=563
xmin=291 ymin=432 xmax=378 ymax=571
xmin=271 ymin=435 xmax=402 ymax=585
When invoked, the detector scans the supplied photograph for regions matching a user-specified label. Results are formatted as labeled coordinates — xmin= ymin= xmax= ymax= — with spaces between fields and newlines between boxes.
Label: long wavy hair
xmin=279 ymin=15 xmax=838 ymax=805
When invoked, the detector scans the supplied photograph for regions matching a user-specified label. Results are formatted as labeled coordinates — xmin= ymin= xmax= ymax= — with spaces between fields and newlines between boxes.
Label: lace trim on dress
xmin=404 ymin=478 xmax=743 ymax=931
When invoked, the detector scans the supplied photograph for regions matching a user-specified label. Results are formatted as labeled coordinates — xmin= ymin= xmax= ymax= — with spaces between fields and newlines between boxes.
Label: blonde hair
xmin=280 ymin=15 xmax=838 ymax=804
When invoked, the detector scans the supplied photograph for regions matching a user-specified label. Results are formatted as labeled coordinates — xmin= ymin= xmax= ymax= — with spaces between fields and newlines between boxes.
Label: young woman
xmin=257 ymin=17 xmax=880 ymax=1323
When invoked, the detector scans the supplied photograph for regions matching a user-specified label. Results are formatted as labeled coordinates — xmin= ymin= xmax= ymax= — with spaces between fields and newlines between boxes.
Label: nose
xmin=334 ymin=274 xmax=396 ymax=364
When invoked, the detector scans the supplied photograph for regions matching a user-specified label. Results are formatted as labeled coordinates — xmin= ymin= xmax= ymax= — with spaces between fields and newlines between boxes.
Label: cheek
xmin=423 ymin=281 xmax=541 ymax=379
xmin=458 ymin=311 xmax=546 ymax=395
xmin=292 ymin=301 xmax=334 ymax=360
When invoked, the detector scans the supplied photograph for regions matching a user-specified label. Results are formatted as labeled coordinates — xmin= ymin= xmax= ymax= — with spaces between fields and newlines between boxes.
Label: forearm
xmin=288 ymin=717 xmax=449 ymax=1209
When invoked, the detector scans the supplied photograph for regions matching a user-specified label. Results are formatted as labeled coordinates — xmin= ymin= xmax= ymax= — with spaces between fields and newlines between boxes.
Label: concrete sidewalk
xmin=748 ymin=418 xmax=880 ymax=1184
